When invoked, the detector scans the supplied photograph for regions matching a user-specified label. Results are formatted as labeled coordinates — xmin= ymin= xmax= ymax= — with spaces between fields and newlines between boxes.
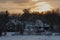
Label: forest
xmin=0 ymin=9 xmax=60 ymax=36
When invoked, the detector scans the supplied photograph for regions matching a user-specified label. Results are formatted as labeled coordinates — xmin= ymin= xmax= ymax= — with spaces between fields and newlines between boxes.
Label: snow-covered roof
xmin=35 ymin=20 xmax=44 ymax=27
xmin=6 ymin=19 xmax=21 ymax=26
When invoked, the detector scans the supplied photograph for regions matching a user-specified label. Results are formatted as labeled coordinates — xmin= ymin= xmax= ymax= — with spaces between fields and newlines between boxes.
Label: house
xmin=53 ymin=24 xmax=60 ymax=33
xmin=6 ymin=18 xmax=22 ymax=32
xmin=22 ymin=20 xmax=50 ymax=34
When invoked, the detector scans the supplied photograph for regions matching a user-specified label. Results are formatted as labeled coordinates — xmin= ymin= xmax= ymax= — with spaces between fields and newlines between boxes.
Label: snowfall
xmin=0 ymin=32 xmax=60 ymax=40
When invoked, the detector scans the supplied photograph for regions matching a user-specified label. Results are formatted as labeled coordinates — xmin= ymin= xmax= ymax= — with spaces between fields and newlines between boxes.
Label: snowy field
xmin=0 ymin=32 xmax=60 ymax=40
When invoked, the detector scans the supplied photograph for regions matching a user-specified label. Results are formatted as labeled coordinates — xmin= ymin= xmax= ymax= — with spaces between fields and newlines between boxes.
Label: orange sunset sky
xmin=0 ymin=0 xmax=60 ymax=14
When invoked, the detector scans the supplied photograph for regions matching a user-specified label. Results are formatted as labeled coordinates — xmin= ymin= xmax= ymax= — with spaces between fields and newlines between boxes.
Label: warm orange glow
xmin=30 ymin=2 xmax=53 ymax=13
xmin=31 ymin=0 xmax=39 ymax=2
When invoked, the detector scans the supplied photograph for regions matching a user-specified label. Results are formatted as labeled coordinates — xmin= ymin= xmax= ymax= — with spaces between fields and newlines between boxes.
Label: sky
xmin=0 ymin=0 xmax=60 ymax=13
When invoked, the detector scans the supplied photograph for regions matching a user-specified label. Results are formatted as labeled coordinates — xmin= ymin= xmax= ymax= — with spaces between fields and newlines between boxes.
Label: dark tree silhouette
xmin=0 ymin=10 xmax=9 ymax=36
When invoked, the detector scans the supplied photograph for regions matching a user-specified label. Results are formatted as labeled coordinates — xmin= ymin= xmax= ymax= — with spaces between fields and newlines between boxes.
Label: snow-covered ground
xmin=0 ymin=32 xmax=60 ymax=40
